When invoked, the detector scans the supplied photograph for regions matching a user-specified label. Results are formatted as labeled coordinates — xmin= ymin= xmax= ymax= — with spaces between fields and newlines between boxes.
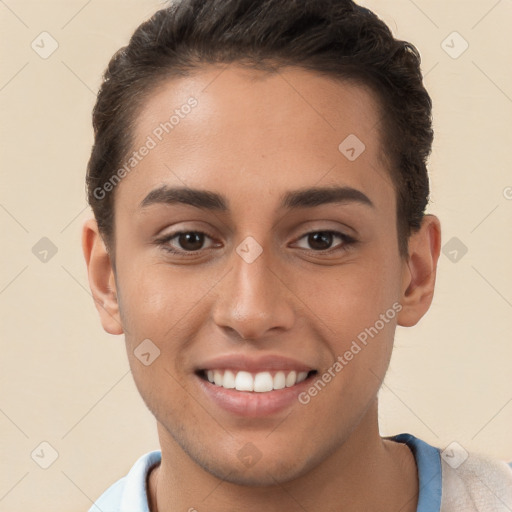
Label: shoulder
xmin=440 ymin=444 xmax=512 ymax=512
xmin=88 ymin=450 xmax=162 ymax=512
xmin=88 ymin=477 xmax=127 ymax=512
xmin=388 ymin=433 xmax=512 ymax=511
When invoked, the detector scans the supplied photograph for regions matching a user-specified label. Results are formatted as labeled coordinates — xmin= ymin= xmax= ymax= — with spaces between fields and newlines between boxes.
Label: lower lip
xmin=196 ymin=374 xmax=313 ymax=417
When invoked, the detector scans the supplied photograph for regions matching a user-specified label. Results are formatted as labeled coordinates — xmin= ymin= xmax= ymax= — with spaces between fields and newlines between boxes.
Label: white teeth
xmin=273 ymin=371 xmax=286 ymax=390
xmin=254 ymin=372 xmax=273 ymax=393
xmin=223 ymin=370 xmax=236 ymax=389
xmin=297 ymin=371 xmax=308 ymax=383
xmin=204 ymin=369 xmax=310 ymax=392
xmin=213 ymin=370 xmax=223 ymax=386
xmin=285 ymin=371 xmax=297 ymax=387
xmin=235 ymin=371 xmax=254 ymax=391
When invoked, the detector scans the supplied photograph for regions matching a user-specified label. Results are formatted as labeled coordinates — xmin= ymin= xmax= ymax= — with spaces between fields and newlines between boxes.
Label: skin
xmin=82 ymin=65 xmax=441 ymax=512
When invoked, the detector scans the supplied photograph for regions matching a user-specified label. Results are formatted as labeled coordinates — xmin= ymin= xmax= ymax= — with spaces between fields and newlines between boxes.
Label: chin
xmin=189 ymin=433 xmax=323 ymax=487
xmin=153 ymin=400 xmax=343 ymax=486
xmin=202 ymin=453 xmax=314 ymax=487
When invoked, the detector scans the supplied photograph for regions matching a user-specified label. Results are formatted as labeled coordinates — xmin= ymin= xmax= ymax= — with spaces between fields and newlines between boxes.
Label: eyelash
xmin=155 ymin=230 xmax=357 ymax=256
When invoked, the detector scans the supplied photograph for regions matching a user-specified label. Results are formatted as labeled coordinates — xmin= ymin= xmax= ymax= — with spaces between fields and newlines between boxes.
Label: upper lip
xmin=196 ymin=354 xmax=315 ymax=373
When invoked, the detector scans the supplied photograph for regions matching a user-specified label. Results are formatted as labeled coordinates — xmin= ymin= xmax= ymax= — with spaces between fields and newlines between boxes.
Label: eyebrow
xmin=139 ymin=185 xmax=374 ymax=211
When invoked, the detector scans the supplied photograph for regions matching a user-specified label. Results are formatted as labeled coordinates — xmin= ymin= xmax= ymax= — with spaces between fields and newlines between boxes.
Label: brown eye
xmin=293 ymin=230 xmax=355 ymax=252
xmin=177 ymin=232 xmax=205 ymax=251
xmin=307 ymin=232 xmax=334 ymax=250
xmin=157 ymin=231 xmax=217 ymax=254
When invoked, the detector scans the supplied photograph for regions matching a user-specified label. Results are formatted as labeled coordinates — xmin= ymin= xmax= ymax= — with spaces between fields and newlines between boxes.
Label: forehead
xmin=118 ymin=64 xmax=394 ymax=213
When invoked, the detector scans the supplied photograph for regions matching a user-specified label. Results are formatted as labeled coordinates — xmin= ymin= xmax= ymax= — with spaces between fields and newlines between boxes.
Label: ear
xmin=397 ymin=214 xmax=441 ymax=327
xmin=81 ymin=217 xmax=124 ymax=335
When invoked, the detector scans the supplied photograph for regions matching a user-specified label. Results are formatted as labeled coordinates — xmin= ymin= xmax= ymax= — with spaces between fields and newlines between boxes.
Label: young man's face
xmin=84 ymin=65 xmax=439 ymax=485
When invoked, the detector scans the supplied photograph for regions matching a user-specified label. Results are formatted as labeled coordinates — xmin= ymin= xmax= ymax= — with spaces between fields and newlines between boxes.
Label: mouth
xmin=193 ymin=354 xmax=319 ymax=417
xmin=197 ymin=369 xmax=318 ymax=392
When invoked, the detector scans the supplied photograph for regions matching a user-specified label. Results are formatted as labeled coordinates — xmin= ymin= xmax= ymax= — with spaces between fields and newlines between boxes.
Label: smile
xmin=194 ymin=354 xmax=319 ymax=416
xmin=201 ymin=369 xmax=315 ymax=392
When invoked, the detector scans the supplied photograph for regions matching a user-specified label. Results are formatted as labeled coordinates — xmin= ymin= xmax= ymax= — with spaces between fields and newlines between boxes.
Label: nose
xmin=212 ymin=244 xmax=296 ymax=341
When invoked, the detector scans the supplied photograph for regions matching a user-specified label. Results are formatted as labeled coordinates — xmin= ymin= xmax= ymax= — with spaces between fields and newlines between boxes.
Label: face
xmin=96 ymin=65 xmax=414 ymax=484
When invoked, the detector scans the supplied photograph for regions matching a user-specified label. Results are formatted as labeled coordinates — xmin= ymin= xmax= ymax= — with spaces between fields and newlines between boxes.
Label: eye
xmin=156 ymin=231 xmax=218 ymax=254
xmin=293 ymin=231 xmax=355 ymax=252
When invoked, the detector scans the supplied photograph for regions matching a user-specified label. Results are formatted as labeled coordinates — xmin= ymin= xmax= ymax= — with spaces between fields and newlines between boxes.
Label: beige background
xmin=1 ymin=0 xmax=511 ymax=510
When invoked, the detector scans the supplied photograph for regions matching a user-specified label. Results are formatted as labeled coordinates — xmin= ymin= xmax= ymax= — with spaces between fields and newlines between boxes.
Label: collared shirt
xmin=89 ymin=433 xmax=512 ymax=512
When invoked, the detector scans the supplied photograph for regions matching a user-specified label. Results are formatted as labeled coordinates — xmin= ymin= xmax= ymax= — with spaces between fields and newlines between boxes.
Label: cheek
xmin=116 ymin=264 xmax=206 ymax=410
xmin=118 ymin=273 xmax=172 ymax=346
xmin=117 ymin=261 xmax=209 ymax=340
xmin=295 ymin=268 xmax=399 ymax=425
xmin=291 ymin=259 xmax=401 ymax=340
xmin=289 ymin=259 xmax=401 ymax=400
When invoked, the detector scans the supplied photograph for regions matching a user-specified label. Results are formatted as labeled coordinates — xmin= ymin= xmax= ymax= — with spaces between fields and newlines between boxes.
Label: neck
xmin=148 ymin=403 xmax=419 ymax=512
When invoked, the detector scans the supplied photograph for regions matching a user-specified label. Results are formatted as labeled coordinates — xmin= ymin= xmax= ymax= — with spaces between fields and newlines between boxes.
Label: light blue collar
xmin=387 ymin=432 xmax=442 ymax=511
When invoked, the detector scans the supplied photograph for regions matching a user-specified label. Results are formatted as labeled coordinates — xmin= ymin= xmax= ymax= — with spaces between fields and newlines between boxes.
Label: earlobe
xmin=81 ymin=217 xmax=124 ymax=335
xmin=397 ymin=215 xmax=441 ymax=327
